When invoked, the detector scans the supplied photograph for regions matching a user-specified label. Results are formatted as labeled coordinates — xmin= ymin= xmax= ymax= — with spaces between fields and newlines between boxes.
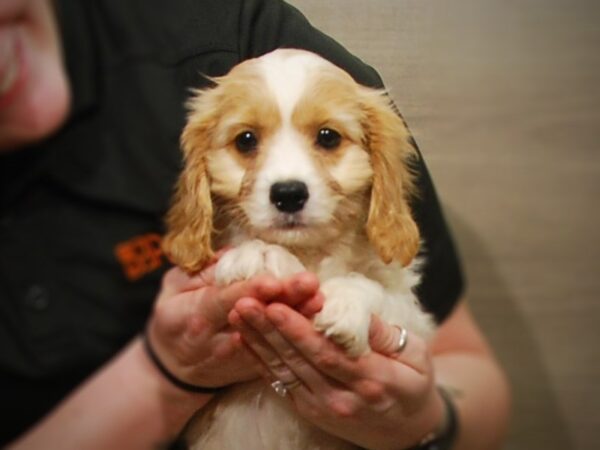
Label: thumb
xmin=369 ymin=315 xmax=403 ymax=356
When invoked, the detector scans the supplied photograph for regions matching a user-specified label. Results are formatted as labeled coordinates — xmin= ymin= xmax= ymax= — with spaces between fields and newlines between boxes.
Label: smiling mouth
xmin=0 ymin=29 xmax=26 ymax=108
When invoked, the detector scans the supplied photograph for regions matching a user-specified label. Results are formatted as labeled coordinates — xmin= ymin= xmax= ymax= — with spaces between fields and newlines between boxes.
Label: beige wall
xmin=287 ymin=1 xmax=600 ymax=449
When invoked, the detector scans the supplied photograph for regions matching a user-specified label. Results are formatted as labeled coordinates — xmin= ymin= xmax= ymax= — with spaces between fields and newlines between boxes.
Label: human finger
xmin=168 ymin=247 xmax=234 ymax=290
xmin=295 ymin=290 xmax=324 ymax=318
xmin=230 ymin=310 xmax=316 ymax=404
xmin=216 ymin=275 xmax=283 ymax=313
xmin=160 ymin=246 xmax=235 ymax=296
xmin=158 ymin=262 xmax=219 ymax=301
xmin=368 ymin=316 xmax=430 ymax=375
xmin=229 ymin=308 xmax=303 ymax=384
xmin=160 ymin=273 xmax=283 ymax=333
xmin=156 ymin=273 xmax=282 ymax=334
xmin=279 ymin=272 xmax=319 ymax=306
xmin=259 ymin=304 xmax=419 ymax=411
xmin=265 ymin=305 xmax=435 ymax=406
xmin=265 ymin=305 xmax=428 ymax=387
xmin=281 ymin=273 xmax=324 ymax=317
xmin=232 ymin=299 xmax=330 ymax=393
xmin=157 ymin=267 xmax=197 ymax=299
xmin=261 ymin=303 xmax=369 ymax=386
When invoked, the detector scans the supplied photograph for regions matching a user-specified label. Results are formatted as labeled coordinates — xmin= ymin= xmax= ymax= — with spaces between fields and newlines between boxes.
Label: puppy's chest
xmin=310 ymin=258 xmax=357 ymax=283
xmin=295 ymin=244 xmax=390 ymax=285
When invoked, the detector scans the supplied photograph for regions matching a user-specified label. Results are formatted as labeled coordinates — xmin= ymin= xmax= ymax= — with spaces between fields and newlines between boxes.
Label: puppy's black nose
xmin=270 ymin=180 xmax=309 ymax=213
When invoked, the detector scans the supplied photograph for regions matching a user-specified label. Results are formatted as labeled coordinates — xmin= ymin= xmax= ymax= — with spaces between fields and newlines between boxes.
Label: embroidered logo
xmin=114 ymin=233 xmax=165 ymax=281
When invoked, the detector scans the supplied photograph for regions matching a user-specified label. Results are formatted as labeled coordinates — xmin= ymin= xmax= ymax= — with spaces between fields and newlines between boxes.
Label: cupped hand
xmin=229 ymin=300 xmax=445 ymax=450
xmin=145 ymin=262 xmax=322 ymax=389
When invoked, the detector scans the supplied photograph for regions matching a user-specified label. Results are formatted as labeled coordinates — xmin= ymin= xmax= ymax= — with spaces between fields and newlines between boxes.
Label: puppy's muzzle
xmin=270 ymin=180 xmax=309 ymax=213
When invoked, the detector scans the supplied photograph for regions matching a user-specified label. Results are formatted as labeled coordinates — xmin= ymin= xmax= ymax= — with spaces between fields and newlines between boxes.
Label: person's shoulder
xmin=73 ymin=0 xmax=382 ymax=86
xmin=237 ymin=0 xmax=384 ymax=88
xmin=88 ymin=0 xmax=245 ymax=64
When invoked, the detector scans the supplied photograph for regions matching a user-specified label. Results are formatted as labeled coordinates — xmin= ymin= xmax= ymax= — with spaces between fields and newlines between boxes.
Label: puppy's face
xmin=164 ymin=50 xmax=419 ymax=273
xmin=206 ymin=52 xmax=374 ymax=247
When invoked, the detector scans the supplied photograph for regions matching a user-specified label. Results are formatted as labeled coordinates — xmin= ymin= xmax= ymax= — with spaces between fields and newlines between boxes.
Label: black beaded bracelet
xmin=142 ymin=332 xmax=226 ymax=394
xmin=408 ymin=386 xmax=459 ymax=450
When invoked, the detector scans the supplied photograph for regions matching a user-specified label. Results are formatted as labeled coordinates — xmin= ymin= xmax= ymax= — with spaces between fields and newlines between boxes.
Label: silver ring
xmin=271 ymin=380 xmax=288 ymax=397
xmin=271 ymin=379 xmax=302 ymax=397
xmin=396 ymin=326 xmax=408 ymax=354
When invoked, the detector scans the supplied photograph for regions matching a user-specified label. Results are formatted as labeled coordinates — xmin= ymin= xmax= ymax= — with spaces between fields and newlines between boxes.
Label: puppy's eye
xmin=316 ymin=128 xmax=342 ymax=150
xmin=235 ymin=131 xmax=258 ymax=153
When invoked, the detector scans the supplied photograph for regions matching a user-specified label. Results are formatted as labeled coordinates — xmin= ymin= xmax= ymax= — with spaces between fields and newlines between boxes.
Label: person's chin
xmin=0 ymin=70 xmax=70 ymax=151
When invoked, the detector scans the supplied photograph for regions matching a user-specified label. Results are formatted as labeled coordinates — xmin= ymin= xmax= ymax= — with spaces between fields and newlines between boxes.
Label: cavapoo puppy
xmin=162 ymin=49 xmax=434 ymax=450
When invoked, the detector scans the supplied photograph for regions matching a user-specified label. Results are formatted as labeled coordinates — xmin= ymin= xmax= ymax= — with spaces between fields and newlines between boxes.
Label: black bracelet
xmin=407 ymin=386 xmax=459 ymax=450
xmin=142 ymin=331 xmax=226 ymax=394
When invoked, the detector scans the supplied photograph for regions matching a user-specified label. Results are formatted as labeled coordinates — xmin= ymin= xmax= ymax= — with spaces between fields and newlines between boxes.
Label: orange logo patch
xmin=114 ymin=233 xmax=165 ymax=281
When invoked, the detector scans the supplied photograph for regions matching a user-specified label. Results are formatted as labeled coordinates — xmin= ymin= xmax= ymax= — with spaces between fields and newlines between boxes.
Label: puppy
xmin=163 ymin=49 xmax=434 ymax=450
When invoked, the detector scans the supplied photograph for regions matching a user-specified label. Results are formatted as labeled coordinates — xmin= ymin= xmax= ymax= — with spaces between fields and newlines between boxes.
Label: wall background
xmin=287 ymin=1 xmax=600 ymax=449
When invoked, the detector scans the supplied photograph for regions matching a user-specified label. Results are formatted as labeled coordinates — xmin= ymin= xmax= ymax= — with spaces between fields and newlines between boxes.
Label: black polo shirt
xmin=0 ymin=0 xmax=463 ymax=444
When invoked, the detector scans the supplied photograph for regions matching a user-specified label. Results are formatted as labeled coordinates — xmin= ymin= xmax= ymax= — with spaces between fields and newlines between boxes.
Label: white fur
xmin=243 ymin=126 xmax=337 ymax=231
xmin=215 ymin=239 xmax=305 ymax=286
xmin=315 ymin=274 xmax=386 ymax=356
xmin=256 ymin=50 xmax=328 ymax=121
xmin=184 ymin=49 xmax=434 ymax=450
xmin=329 ymin=144 xmax=373 ymax=193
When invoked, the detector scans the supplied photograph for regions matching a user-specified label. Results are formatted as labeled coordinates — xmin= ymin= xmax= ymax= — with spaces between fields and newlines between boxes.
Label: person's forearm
xmin=433 ymin=352 xmax=511 ymax=450
xmin=9 ymin=338 xmax=211 ymax=450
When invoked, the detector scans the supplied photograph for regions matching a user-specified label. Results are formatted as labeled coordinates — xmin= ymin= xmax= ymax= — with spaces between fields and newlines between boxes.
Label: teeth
xmin=0 ymin=35 xmax=19 ymax=96
xmin=0 ymin=57 xmax=18 ymax=95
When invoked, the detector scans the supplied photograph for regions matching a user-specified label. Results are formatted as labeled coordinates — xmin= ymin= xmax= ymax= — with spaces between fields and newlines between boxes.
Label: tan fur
xmin=162 ymin=65 xmax=280 ymax=272
xmin=162 ymin=113 xmax=215 ymax=273
xmin=361 ymin=89 xmax=420 ymax=266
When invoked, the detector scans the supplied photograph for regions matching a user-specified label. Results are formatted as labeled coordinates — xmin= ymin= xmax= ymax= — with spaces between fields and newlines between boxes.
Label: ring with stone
xmin=271 ymin=378 xmax=302 ymax=397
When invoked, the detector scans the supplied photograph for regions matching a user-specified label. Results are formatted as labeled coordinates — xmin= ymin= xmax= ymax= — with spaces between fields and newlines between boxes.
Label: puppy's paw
xmin=314 ymin=274 xmax=386 ymax=357
xmin=215 ymin=240 xmax=305 ymax=286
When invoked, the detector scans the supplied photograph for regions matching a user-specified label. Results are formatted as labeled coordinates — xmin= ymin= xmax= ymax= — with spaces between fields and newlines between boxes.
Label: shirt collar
xmin=55 ymin=0 xmax=98 ymax=117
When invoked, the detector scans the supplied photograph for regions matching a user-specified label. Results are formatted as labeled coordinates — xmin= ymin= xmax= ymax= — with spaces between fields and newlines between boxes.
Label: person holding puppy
xmin=0 ymin=1 xmax=510 ymax=449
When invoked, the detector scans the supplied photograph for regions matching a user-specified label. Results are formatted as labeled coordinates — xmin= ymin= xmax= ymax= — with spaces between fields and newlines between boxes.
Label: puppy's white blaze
xmin=262 ymin=126 xmax=317 ymax=183
xmin=206 ymin=149 xmax=245 ymax=198
xmin=245 ymin=125 xmax=336 ymax=229
xmin=257 ymin=50 xmax=329 ymax=121
xmin=330 ymin=144 xmax=373 ymax=193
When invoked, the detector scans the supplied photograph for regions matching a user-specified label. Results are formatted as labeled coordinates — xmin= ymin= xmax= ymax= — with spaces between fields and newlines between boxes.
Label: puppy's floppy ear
xmin=162 ymin=87 xmax=220 ymax=274
xmin=362 ymin=89 xmax=420 ymax=267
